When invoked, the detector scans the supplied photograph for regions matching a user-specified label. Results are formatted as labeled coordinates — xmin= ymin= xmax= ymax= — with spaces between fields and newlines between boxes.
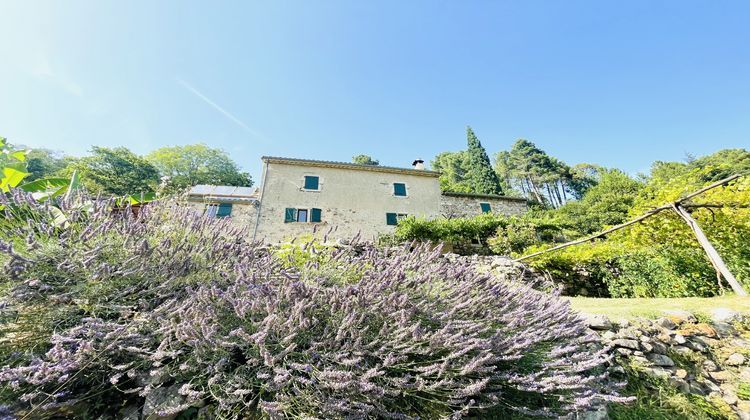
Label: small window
xmin=480 ymin=202 xmax=491 ymax=213
xmin=393 ymin=183 xmax=407 ymax=197
xmin=386 ymin=212 xmax=408 ymax=226
xmin=304 ymin=176 xmax=319 ymax=190
xmin=285 ymin=207 xmax=323 ymax=223
xmin=206 ymin=203 xmax=232 ymax=218
xmin=217 ymin=203 xmax=232 ymax=218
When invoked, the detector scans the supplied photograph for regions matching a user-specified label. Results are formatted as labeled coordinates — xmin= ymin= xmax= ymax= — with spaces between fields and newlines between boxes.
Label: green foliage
xmin=62 ymin=146 xmax=159 ymax=195
xmin=552 ymin=169 xmax=643 ymax=234
xmin=609 ymin=364 xmax=734 ymax=420
xmin=737 ymin=383 xmax=750 ymax=400
xmin=465 ymin=126 xmax=503 ymax=195
xmin=494 ymin=139 xmax=592 ymax=208
xmin=431 ymin=151 xmax=473 ymax=193
xmin=146 ymin=143 xmax=252 ymax=193
xmin=519 ymin=149 xmax=750 ymax=298
xmin=486 ymin=217 xmax=541 ymax=255
xmin=351 ymin=154 xmax=379 ymax=165
xmin=605 ymin=246 xmax=720 ymax=298
xmin=394 ymin=213 xmax=508 ymax=245
xmin=24 ymin=148 xmax=70 ymax=181
xmin=0 ymin=137 xmax=30 ymax=192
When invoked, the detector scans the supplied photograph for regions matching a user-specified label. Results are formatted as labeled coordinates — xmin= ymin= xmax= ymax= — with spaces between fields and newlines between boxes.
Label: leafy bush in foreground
xmin=0 ymin=193 xmax=627 ymax=418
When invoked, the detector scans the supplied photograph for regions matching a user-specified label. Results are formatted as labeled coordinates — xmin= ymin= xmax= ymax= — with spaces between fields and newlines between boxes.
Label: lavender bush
xmin=0 ymin=191 xmax=627 ymax=418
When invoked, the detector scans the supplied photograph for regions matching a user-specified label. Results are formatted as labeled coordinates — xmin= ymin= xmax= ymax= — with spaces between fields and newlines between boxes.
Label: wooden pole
xmin=514 ymin=208 xmax=669 ymax=262
xmin=514 ymin=173 xmax=744 ymax=263
xmin=672 ymin=204 xmax=747 ymax=296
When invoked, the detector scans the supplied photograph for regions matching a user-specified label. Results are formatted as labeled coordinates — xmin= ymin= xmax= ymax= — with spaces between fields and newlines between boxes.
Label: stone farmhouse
xmin=187 ymin=156 xmax=528 ymax=243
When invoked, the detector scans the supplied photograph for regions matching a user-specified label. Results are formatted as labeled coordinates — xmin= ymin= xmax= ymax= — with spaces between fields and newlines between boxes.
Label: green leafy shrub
xmin=394 ymin=213 xmax=507 ymax=245
xmin=487 ymin=217 xmax=541 ymax=255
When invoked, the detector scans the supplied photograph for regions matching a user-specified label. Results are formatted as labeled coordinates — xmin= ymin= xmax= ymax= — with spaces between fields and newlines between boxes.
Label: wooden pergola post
xmin=672 ymin=204 xmax=747 ymax=296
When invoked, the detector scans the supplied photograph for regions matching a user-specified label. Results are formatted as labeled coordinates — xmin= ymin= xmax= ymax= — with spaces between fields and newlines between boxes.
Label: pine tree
xmin=464 ymin=126 xmax=503 ymax=195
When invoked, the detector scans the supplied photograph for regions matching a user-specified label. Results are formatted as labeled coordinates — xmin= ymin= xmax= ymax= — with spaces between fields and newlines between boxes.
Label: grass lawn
xmin=567 ymin=295 xmax=750 ymax=320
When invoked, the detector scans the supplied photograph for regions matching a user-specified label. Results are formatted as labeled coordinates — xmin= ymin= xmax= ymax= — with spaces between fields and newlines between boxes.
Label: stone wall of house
xmin=187 ymin=200 xmax=258 ymax=234
xmin=439 ymin=193 xmax=527 ymax=218
xmin=254 ymin=161 xmax=442 ymax=243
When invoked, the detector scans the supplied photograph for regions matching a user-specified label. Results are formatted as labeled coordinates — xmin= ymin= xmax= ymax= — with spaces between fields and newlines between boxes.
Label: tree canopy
xmin=146 ymin=144 xmax=252 ymax=193
xmin=352 ymin=154 xmax=379 ymax=165
xmin=352 ymin=155 xmax=380 ymax=166
xmin=494 ymin=139 xmax=597 ymax=207
xmin=431 ymin=151 xmax=472 ymax=193
xmin=464 ymin=127 xmax=503 ymax=195
xmin=63 ymin=146 xmax=160 ymax=195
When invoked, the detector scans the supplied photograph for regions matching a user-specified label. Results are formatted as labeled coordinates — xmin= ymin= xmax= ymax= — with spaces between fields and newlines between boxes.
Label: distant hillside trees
xmin=146 ymin=144 xmax=253 ymax=193
xmin=1 ymin=139 xmax=253 ymax=196
xmin=432 ymin=127 xmax=504 ymax=195
xmin=61 ymin=146 xmax=160 ymax=195
xmin=465 ymin=127 xmax=504 ymax=195
xmin=352 ymin=154 xmax=379 ymax=165
xmin=494 ymin=140 xmax=598 ymax=208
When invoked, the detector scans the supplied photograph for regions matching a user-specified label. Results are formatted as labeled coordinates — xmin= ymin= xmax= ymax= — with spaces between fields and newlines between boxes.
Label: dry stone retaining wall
xmin=585 ymin=309 xmax=750 ymax=419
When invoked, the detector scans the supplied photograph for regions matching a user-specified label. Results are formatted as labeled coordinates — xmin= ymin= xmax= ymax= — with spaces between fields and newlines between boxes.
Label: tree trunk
xmin=545 ymin=183 xmax=557 ymax=208
xmin=528 ymin=178 xmax=545 ymax=204
xmin=559 ymin=180 xmax=568 ymax=202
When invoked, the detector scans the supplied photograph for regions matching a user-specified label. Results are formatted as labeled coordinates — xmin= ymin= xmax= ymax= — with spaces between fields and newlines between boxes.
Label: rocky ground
xmin=585 ymin=308 xmax=750 ymax=419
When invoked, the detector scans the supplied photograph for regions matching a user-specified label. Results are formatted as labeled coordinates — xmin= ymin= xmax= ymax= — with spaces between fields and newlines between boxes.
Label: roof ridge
xmin=261 ymin=156 xmax=441 ymax=177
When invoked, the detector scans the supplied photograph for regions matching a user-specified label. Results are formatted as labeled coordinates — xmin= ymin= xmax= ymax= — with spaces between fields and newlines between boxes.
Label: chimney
xmin=412 ymin=158 xmax=425 ymax=170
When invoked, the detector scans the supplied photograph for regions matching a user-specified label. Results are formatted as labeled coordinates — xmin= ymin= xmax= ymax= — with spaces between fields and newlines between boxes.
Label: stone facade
xmin=190 ymin=157 xmax=529 ymax=244
xmin=253 ymin=157 xmax=443 ymax=243
xmin=439 ymin=191 xmax=528 ymax=218
xmin=187 ymin=185 xmax=259 ymax=233
xmin=186 ymin=199 xmax=258 ymax=231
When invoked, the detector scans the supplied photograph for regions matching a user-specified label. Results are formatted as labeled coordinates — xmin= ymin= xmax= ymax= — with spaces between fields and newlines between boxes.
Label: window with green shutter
xmin=311 ymin=208 xmax=322 ymax=223
xmin=480 ymin=202 xmax=491 ymax=213
xmin=216 ymin=203 xmax=232 ymax=218
xmin=393 ymin=183 xmax=407 ymax=196
xmin=303 ymin=176 xmax=319 ymax=190
xmin=386 ymin=212 xmax=398 ymax=226
xmin=284 ymin=208 xmax=296 ymax=222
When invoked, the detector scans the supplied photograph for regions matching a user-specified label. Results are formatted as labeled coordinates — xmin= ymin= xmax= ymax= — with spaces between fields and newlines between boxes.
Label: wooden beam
xmin=672 ymin=204 xmax=747 ymax=296
xmin=514 ymin=207 xmax=668 ymax=262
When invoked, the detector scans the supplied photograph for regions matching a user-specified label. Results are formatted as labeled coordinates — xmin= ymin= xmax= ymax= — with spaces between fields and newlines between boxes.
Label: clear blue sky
xmin=1 ymin=1 xmax=748 ymax=181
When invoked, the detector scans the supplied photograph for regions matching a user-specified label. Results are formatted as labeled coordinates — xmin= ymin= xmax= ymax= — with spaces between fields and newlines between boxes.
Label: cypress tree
xmin=465 ymin=126 xmax=503 ymax=195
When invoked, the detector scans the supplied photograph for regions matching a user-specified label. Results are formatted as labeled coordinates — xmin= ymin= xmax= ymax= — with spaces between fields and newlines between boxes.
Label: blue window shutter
xmin=304 ymin=176 xmax=319 ymax=190
xmin=284 ymin=208 xmax=296 ymax=222
xmin=480 ymin=203 xmax=491 ymax=213
xmin=386 ymin=212 xmax=398 ymax=226
xmin=216 ymin=203 xmax=232 ymax=217
xmin=393 ymin=183 xmax=407 ymax=196
xmin=311 ymin=208 xmax=322 ymax=223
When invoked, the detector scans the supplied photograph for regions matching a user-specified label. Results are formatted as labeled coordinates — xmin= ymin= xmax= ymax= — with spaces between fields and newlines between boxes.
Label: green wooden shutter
xmin=284 ymin=208 xmax=296 ymax=222
xmin=311 ymin=208 xmax=322 ymax=223
xmin=386 ymin=212 xmax=398 ymax=226
xmin=480 ymin=203 xmax=491 ymax=213
xmin=304 ymin=176 xmax=319 ymax=190
xmin=393 ymin=183 xmax=407 ymax=196
xmin=216 ymin=203 xmax=233 ymax=217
